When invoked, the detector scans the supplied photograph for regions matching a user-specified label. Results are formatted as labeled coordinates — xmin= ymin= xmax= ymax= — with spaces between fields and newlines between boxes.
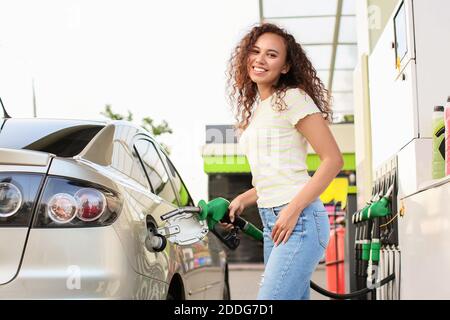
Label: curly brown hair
xmin=227 ymin=23 xmax=332 ymax=131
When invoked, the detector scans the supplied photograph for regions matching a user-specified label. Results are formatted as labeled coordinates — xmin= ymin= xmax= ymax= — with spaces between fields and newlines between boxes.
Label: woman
xmin=226 ymin=23 xmax=344 ymax=300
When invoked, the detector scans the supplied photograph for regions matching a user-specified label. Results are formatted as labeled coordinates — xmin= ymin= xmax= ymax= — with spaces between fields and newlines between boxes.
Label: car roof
xmin=1 ymin=117 xmax=107 ymax=126
xmin=0 ymin=117 xmax=151 ymax=135
xmin=0 ymin=117 xmax=153 ymax=157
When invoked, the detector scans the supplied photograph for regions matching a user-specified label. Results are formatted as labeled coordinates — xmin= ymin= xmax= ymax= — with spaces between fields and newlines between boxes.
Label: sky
xmin=0 ymin=0 xmax=260 ymax=202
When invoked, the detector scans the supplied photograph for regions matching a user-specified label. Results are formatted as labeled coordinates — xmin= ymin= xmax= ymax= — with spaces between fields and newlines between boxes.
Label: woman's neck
xmin=257 ymin=84 xmax=274 ymax=101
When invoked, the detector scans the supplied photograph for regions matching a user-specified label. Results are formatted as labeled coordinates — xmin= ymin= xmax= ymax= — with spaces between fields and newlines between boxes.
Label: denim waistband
xmin=258 ymin=197 xmax=322 ymax=211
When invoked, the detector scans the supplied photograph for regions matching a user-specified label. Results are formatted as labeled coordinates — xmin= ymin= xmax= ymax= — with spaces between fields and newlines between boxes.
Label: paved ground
xmin=228 ymin=263 xmax=328 ymax=300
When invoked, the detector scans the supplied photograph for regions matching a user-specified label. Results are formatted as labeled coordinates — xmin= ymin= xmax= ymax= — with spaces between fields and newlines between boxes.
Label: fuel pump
xmin=366 ymin=183 xmax=394 ymax=297
xmin=354 ymin=184 xmax=382 ymax=296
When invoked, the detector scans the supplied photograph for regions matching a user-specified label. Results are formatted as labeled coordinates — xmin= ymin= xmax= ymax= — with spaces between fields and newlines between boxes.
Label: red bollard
xmin=325 ymin=226 xmax=346 ymax=295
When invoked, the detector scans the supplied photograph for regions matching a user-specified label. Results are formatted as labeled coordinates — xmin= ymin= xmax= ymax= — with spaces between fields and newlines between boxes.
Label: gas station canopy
xmin=260 ymin=0 xmax=357 ymax=118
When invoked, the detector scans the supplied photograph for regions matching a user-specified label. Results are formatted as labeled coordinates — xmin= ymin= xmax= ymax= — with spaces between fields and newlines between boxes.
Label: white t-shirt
xmin=239 ymin=87 xmax=322 ymax=208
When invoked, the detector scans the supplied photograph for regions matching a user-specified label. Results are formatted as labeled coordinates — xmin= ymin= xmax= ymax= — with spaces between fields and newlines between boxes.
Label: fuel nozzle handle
xmin=368 ymin=184 xmax=394 ymax=219
xmin=357 ymin=191 xmax=382 ymax=222
xmin=384 ymin=184 xmax=394 ymax=199
xmin=198 ymin=197 xmax=263 ymax=242
xmin=221 ymin=214 xmax=263 ymax=241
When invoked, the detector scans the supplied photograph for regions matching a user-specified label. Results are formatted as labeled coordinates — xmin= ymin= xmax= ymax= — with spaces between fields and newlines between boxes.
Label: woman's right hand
xmin=228 ymin=196 xmax=245 ymax=223
xmin=218 ymin=196 xmax=245 ymax=231
xmin=219 ymin=188 xmax=257 ymax=231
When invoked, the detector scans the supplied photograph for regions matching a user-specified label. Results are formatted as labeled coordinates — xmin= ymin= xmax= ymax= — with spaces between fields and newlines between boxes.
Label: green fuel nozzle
xmin=197 ymin=197 xmax=263 ymax=249
xmin=367 ymin=184 xmax=394 ymax=219
xmin=366 ymin=184 xmax=395 ymax=286
xmin=354 ymin=192 xmax=380 ymax=223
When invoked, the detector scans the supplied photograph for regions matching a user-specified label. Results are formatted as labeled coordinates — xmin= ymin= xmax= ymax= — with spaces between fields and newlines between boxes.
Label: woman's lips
xmin=252 ymin=66 xmax=268 ymax=76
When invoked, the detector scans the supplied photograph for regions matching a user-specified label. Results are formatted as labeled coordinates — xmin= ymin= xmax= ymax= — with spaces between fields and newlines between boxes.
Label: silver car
xmin=0 ymin=118 xmax=229 ymax=300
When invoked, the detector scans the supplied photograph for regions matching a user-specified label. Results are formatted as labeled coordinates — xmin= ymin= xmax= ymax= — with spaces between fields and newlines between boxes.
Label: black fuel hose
xmin=309 ymin=272 xmax=395 ymax=299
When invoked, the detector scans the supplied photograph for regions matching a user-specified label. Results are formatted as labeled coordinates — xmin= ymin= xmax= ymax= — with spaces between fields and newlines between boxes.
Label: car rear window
xmin=0 ymin=119 xmax=104 ymax=157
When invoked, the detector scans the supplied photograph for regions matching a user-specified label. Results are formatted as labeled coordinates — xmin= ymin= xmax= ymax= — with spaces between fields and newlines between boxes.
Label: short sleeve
xmin=283 ymin=88 xmax=322 ymax=126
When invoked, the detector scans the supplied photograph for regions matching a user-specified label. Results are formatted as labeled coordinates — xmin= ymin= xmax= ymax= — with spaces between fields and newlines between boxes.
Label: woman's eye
xmin=268 ymin=53 xmax=277 ymax=58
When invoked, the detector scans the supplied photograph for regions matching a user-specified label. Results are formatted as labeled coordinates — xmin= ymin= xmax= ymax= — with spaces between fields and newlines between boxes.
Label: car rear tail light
xmin=34 ymin=177 xmax=122 ymax=228
xmin=74 ymin=188 xmax=106 ymax=222
xmin=0 ymin=174 xmax=43 ymax=227
xmin=0 ymin=182 xmax=23 ymax=218
xmin=47 ymin=193 xmax=78 ymax=223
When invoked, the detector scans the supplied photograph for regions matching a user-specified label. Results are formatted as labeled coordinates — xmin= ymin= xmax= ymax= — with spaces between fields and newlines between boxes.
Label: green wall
xmin=203 ymin=153 xmax=356 ymax=173
xmin=203 ymin=154 xmax=357 ymax=194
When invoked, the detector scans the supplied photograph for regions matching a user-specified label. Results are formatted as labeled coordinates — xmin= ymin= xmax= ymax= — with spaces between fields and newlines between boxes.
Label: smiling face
xmin=247 ymin=32 xmax=290 ymax=91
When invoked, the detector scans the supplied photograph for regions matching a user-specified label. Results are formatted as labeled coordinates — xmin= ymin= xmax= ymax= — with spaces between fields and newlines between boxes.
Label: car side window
xmin=111 ymin=136 xmax=151 ymax=190
xmin=134 ymin=139 xmax=178 ymax=205
xmin=159 ymin=152 xmax=194 ymax=207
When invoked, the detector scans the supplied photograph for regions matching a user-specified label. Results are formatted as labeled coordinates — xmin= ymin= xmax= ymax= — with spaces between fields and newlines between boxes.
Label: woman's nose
xmin=255 ymin=53 xmax=265 ymax=64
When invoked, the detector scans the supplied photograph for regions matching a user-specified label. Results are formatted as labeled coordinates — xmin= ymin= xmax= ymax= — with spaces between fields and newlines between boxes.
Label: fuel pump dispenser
xmin=349 ymin=159 xmax=400 ymax=301
xmin=353 ymin=184 xmax=381 ymax=297
xmin=366 ymin=183 xmax=394 ymax=298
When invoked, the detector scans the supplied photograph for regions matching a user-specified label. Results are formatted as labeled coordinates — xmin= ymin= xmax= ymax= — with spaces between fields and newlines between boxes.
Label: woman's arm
xmin=237 ymin=187 xmax=258 ymax=208
xmin=289 ymin=113 xmax=344 ymax=212
xmin=272 ymin=113 xmax=344 ymax=245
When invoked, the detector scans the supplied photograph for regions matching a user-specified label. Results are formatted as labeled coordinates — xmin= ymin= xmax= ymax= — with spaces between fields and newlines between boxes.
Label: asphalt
xmin=228 ymin=263 xmax=328 ymax=300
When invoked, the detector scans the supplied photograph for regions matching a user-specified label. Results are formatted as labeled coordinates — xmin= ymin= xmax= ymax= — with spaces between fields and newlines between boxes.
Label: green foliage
xmin=101 ymin=104 xmax=133 ymax=121
xmin=141 ymin=117 xmax=173 ymax=136
xmin=343 ymin=114 xmax=354 ymax=123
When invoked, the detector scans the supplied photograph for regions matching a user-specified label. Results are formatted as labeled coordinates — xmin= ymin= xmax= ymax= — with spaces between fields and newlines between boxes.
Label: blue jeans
xmin=257 ymin=198 xmax=330 ymax=300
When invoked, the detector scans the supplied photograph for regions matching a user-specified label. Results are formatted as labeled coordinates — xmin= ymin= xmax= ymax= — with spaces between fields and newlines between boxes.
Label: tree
xmin=101 ymin=104 xmax=133 ymax=121
xmin=100 ymin=105 xmax=172 ymax=154
xmin=142 ymin=117 xmax=173 ymax=136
